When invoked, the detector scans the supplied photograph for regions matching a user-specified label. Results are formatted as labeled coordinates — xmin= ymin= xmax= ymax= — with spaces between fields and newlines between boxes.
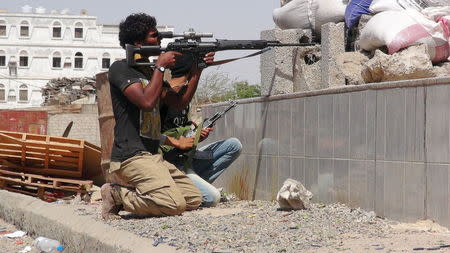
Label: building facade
xmin=0 ymin=6 xmax=174 ymax=109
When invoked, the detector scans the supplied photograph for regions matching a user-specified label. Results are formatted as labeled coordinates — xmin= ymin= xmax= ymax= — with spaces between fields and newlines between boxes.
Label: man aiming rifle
xmin=102 ymin=13 xmax=215 ymax=219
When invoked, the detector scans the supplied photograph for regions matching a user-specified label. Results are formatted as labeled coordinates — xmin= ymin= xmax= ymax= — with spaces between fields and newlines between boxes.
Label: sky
xmin=3 ymin=0 xmax=282 ymax=84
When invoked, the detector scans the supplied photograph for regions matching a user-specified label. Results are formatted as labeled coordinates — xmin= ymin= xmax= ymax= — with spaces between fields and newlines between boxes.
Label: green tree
xmin=193 ymin=71 xmax=261 ymax=105
xmin=233 ymin=81 xmax=261 ymax=99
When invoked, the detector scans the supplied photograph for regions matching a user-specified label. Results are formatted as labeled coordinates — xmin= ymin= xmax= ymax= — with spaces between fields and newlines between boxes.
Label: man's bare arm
xmin=123 ymin=51 xmax=181 ymax=111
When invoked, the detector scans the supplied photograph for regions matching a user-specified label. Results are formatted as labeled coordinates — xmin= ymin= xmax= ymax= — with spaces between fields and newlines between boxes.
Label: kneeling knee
xmin=228 ymin=138 xmax=242 ymax=153
xmin=162 ymin=198 xmax=187 ymax=216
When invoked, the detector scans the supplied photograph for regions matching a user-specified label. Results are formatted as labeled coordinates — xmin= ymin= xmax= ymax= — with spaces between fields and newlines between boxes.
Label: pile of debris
xmin=41 ymin=77 xmax=96 ymax=106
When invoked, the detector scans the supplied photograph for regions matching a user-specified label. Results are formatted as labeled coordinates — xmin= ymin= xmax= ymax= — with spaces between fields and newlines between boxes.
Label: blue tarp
xmin=345 ymin=0 xmax=373 ymax=28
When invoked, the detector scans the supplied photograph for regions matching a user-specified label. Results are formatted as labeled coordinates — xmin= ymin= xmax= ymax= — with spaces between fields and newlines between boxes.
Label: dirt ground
xmin=0 ymin=217 xmax=39 ymax=253
xmin=304 ymin=219 xmax=450 ymax=252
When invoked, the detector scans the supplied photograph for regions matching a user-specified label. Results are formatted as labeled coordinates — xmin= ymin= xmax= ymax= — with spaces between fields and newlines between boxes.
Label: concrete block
xmin=293 ymin=45 xmax=322 ymax=92
xmin=321 ymin=22 xmax=345 ymax=88
xmin=260 ymin=28 xmax=313 ymax=96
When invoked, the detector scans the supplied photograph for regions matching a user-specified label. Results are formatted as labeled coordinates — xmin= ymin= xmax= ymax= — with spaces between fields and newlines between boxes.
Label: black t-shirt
xmin=108 ymin=60 xmax=160 ymax=162
xmin=160 ymin=84 xmax=190 ymax=132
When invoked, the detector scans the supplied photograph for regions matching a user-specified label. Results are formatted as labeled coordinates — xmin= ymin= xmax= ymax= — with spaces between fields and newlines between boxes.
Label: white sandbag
xmin=369 ymin=0 xmax=422 ymax=12
xmin=422 ymin=6 xmax=450 ymax=22
xmin=273 ymin=0 xmax=313 ymax=29
xmin=277 ymin=178 xmax=313 ymax=210
xmin=312 ymin=0 xmax=347 ymax=33
xmin=280 ymin=0 xmax=294 ymax=7
xmin=360 ymin=10 xmax=449 ymax=63
xmin=273 ymin=0 xmax=347 ymax=32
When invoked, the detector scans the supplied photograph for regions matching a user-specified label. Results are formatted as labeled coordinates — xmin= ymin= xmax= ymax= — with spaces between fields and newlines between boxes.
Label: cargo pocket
xmin=135 ymin=180 xmax=171 ymax=196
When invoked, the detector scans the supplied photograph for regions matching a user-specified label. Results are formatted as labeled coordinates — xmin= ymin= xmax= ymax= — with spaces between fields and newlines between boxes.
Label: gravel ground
xmin=71 ymin=199 xmax=450 ymax=253
xmin=0 ymin=217 xmax=39 ymax=253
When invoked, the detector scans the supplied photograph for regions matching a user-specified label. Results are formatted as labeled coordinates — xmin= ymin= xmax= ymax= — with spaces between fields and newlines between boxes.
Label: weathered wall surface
xmin=202 ymin=77 xmax=450 ymax=228
xmin=0 ymin=110 xmax=48 ymax=134
xmin=47 ymin=104 xmax=100 ymax=146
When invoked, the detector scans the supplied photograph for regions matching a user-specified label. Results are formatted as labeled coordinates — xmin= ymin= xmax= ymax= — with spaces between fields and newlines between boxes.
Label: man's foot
xmin=101 ymin=183 xmax=122 ymax=220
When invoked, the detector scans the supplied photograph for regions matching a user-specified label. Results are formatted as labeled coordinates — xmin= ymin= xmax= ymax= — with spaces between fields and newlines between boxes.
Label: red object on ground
xmin=0 ymin=110 xmax=48 ymax=135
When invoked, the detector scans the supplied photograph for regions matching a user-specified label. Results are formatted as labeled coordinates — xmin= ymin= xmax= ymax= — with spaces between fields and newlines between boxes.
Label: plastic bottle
xmin=34 ymin=237 xmax=65 ymax=252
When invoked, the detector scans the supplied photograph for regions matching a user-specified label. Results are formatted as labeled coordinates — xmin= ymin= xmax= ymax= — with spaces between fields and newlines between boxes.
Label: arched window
xmin=102 ymin=52 xmax=110 ymax=69
xmin=20 ymin=20 xmax=29 ymax=37
xmin=52 ymin=21 xmax=62 ymax=38
xmin=19 ymin=50 xmax=28 ymax=67
xmin=19 ymin=84 xmax=28 ymax=102
xmin=52 ymin=51 xmax=61 ymax=68
xmin=74 ymin=52 xmax=83 ymax=68
xmin=0 ymin=20 xmax=6 ymax=36
xmin=0 ymin=84 xmax=5 ymax=101
xmin=74 ymin=22 xmax=83 ymax=38
xmin=0 ymin=50 xmax=5 ymax=67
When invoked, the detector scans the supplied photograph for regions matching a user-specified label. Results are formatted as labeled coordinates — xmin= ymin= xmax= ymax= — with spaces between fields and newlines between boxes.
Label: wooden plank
xmin=49 ymin=136 xmax=82 ymax=145
xmin=0 ymin=171 xmax=92 ymax=192
xmin=48 ymin=155 xmax=79 ymax=164
xmin=0 ymin=132 xmax=82 ymax=153
xmin=0 ymin=143 xmax=22 ymax=149
xmin=47 ymin=149 xmax=81 ymax=158
xmin=0 ymin=169 xmax=90 ymax=185
xmin=0 ymin=149 xmax=22 ymax=157
xmin=3 ymin=166 xmax=81 ymax=178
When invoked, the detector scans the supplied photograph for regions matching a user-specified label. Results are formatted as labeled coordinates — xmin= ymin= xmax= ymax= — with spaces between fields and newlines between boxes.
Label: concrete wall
xmin=47 ymin=104 xmax=100 ymax=146
xmin=261 ymin=23 xmax=346 ymax=96
xmin=202 ymin=77 xmax=450 ymax=228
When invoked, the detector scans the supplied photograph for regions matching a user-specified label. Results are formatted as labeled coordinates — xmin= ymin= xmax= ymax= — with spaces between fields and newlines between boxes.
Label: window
xmin=0 ymin=20 xmax=6 ymax=36
xmin=19 ymin=51 xmax=28 ymax=67
xmin=102 ymin=52 xmax=110 ymax=69
xmin=52 ymin=52 xmax=61 ymax=68
xmin=52 ymin=21 xmax=62 ymax=38
xmin=74 ymin=52 xmax=83 ymax=68
xmin=74 ymin=22 xmax=83 ymax=38
xmin=20 ymin=21 xmax=29 ymax=37
xmin=19 ymin=84 xmax=28 ymax=102
xmin=0 ymin=50 xmax=5 ymax=66
xmin=0 ymin=84 xmax=5 ymax=101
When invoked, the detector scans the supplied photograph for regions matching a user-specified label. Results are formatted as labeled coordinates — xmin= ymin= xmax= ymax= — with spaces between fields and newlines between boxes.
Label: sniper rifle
xmin=126 ymin=28 xmax=316 ymax=68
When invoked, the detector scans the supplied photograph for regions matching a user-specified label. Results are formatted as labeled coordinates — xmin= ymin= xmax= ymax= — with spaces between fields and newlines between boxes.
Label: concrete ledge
xmin=0 ymin=190 xmax=179 ymax=253
xmin=202 ymin=77 xmax=450 ymax=107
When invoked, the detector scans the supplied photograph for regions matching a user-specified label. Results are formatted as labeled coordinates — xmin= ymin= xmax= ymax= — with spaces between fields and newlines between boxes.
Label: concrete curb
xmin=0 ymin=190 xmax=179 ymax=253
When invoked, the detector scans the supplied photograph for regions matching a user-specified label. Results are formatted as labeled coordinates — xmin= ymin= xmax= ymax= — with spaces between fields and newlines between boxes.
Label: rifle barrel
xmin=267 ymin=42 xmax=316 ymax=47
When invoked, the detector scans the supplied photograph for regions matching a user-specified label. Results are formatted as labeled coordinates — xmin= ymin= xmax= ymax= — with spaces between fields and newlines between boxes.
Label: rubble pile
xmin=41 ymin=77 xmax=96 ymax=106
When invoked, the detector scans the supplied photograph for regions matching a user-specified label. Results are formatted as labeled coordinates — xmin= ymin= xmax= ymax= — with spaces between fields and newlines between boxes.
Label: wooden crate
xmin=0 ymin=131 xmax=101 ymax=179
xmin=0 ymin=168 xmax=93 ymax=200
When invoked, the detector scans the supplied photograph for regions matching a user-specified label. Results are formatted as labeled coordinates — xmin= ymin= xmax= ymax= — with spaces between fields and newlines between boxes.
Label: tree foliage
xmin=193 ymin=71 xmax=261 ymax=104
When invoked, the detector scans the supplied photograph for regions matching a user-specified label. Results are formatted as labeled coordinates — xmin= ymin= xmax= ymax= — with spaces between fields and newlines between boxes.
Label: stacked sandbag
xmin=345 ymin=0 xmax=445 ymax=29
xmin=273 ymin=0 xmax=347 ymax=34
xmin=273 ymin=0 xmax=313 ymax=30
xmin=359 ymin=9 xmax=450 ymax=63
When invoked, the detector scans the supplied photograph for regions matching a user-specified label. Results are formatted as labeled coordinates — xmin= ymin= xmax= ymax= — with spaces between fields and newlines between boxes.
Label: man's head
xmin=170 ymin=53 xmax=195 ymax=78
xmin=119 ymin=13 xmax=158 ymax=49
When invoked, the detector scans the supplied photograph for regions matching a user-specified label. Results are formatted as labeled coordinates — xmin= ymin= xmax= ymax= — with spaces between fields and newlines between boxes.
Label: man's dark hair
xmin=119 ymin=13 xmax=157 ymax=49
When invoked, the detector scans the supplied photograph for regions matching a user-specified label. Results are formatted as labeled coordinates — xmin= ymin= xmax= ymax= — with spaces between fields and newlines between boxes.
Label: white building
xmin=0 ymin=6 xmax=174 ymax=109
